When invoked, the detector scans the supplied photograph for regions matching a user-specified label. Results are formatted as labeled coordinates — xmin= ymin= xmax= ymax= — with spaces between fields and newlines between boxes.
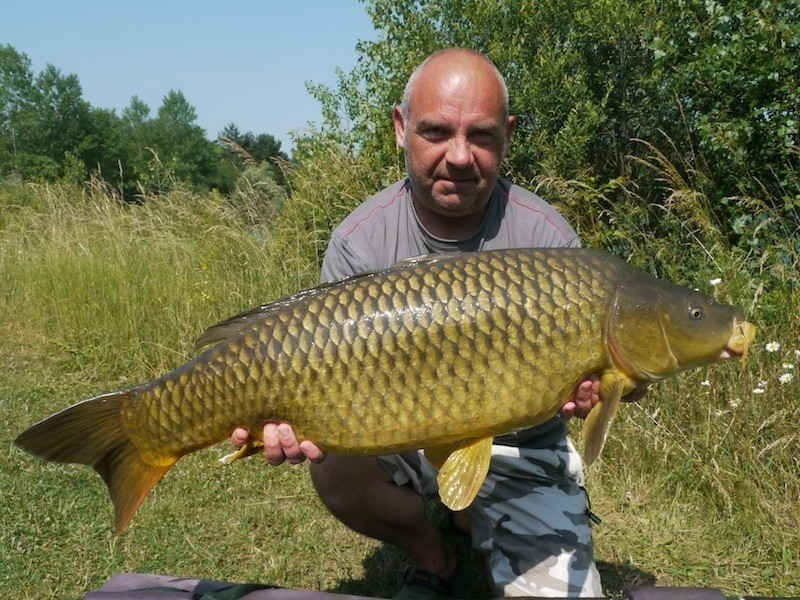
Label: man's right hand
xmin=230 ymin=424 xmax=327 ymax=466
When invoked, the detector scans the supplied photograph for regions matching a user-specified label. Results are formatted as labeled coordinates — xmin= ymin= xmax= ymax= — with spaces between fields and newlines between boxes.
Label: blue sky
xmin=1 ymin=1 xmax=377 ymax=153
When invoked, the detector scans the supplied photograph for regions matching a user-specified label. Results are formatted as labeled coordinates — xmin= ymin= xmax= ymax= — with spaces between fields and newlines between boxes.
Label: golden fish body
xmin=15 ymin=248 xmax=755 ymax=533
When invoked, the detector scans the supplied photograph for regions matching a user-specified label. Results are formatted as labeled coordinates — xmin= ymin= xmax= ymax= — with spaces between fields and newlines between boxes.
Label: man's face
xmin=394 ymin=59 xmax=515 ymax=224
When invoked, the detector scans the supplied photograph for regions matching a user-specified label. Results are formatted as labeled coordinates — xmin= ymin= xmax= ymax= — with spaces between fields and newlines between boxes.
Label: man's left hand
xmin=559 ymin=375 xmax=600 ymax=420
xmin=560 ymin=375 xmax=650 ymax=420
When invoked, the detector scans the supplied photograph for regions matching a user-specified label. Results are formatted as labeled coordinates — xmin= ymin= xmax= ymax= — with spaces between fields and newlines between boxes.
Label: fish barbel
xmin=15 ymin=248 xmax=755 ymax=533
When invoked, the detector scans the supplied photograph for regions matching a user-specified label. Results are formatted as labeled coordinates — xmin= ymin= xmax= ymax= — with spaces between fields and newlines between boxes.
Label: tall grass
xmin=1 ymin=140 xmax=798 ymax=598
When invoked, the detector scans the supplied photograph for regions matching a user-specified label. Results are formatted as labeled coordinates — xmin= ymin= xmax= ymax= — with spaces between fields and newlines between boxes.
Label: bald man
xmin=233 ymin=49 xmax=606 ymax=598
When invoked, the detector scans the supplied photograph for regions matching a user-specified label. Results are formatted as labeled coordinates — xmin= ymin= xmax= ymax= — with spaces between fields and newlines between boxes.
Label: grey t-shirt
xmin=322 ymin=178 xmax=579 ymax=282
xmin=320 ymin=177 xmax=581 ymax=447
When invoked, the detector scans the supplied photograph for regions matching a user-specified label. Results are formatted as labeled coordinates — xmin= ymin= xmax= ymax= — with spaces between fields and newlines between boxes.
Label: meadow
xmin=1 ymin=164 xmax=798 ymax=598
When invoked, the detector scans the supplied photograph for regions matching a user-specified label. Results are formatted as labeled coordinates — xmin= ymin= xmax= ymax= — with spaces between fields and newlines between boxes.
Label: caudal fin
xmin=14 ymin=390 xmax=176 ymax=534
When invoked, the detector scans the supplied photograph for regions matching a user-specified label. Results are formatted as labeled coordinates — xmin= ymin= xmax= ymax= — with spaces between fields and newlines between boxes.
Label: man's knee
xmin=309 ymin=455 xmax=389 ymax=515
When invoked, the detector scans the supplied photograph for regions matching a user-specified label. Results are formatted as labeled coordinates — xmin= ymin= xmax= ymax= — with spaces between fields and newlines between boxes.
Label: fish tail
xmin=14 ymin=390 xmax=176 ymax=535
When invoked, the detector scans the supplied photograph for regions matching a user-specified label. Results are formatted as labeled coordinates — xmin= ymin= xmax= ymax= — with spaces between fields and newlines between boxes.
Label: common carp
xmin=15 ymin=248 xmax=755 ymax=534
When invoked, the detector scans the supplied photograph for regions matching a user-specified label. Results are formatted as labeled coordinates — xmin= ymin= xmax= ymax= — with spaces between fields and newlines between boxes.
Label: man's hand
xmin=230 ymin=424 xmax=326 ymax=466
xmin=559 ymin=375 xmax=600 ymax=420
xmin=559 ymin=375 xmax=650 ymax=420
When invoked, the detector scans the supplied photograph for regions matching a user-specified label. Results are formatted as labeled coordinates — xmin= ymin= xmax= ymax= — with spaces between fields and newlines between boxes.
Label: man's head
xmin=394 ymin=48 xmax=515 ymax=237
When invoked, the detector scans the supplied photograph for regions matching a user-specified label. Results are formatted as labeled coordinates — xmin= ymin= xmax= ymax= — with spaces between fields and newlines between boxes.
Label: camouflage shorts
xmin=378 ymin=433 xmax=603 ymax=597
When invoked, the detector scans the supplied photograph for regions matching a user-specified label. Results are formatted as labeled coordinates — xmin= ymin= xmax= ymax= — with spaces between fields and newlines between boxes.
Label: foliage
xmin=300 ymin=0 xmax=798 ymax=254
xmin=0 ymin=45 xmax=286 ymax=199
xmin=219 ymin=123 xmax=289 ymax=184
xmin=649 ymin=0 xmax=800 ymax=201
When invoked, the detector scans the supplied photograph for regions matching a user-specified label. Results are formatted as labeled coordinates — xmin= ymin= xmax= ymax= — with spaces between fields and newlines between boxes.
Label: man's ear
xmin=393 ymin=106 xmax=406 ymax=149
xmin=504 ymin=115 xmax=516 ymax=155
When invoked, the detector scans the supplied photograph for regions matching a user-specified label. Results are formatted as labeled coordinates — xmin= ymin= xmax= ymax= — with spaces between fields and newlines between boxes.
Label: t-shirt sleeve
xmin=321 ymin=231 xmax=372 ymax=284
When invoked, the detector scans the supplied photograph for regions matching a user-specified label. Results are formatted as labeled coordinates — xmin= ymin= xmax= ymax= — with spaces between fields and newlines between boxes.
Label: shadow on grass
xmin=597 ymin=560 xmax=657 ymax=596
xmin=328 ymin=535 xmax=490 ymax=599
xmin=329 ymin=539 xmax=654 ymax=599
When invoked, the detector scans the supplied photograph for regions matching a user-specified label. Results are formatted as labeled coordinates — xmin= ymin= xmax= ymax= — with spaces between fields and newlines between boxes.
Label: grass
xmin=1 ymin=165 xmax=798 ymax=598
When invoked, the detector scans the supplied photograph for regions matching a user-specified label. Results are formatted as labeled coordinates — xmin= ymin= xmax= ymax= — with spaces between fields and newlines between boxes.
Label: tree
xmin=0 ymin=45 xmax=105 ymax=182
xmin=299 ymin=0 xmax=798 ymax=244
xmin=147 ymin=90 xmax=217 ymax=190
xmin=30 ymin=64 xmax=94 ymax=179
xmin=219 ymin=123 xmax=289 ymax=185
xmin=0 ymin=45 xmax=37 ymax=179
xmin=649 ymin=0 xmax=800 ymax=203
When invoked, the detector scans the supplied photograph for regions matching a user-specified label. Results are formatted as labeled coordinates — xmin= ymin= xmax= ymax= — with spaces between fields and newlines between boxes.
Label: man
xmin=232 ymin=48 xmax=606 ymax=597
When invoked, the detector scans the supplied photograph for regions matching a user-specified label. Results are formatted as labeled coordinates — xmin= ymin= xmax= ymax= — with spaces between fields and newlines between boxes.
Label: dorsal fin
xmin=194 ymin=273 xmax=375 ymax=350
xmin=194 ymin=253 xmax=463 ymax=350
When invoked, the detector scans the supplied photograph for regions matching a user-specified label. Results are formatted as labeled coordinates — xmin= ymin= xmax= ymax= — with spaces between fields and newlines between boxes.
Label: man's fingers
xmin=299 ymin=440 xmax=327 ymax=463
xmin=560 ymin=375 xmax=601 ymax=420
xmin=263 ymin=423 xmax=287 ymax=465
xmin=574 ymin=376 xmax=600 ymax=418
xmin=231 ymin=427 xmax=250 ymax=448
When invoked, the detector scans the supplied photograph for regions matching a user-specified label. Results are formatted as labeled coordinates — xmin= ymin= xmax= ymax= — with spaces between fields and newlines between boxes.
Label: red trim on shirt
xmin=341 ymin=187 xmax=406 ymax=238
xmin=507 ymin=190 xmax=574 ymax=243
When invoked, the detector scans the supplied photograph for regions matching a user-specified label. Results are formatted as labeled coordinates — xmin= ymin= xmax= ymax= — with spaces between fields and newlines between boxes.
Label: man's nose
xmin=446 ymin=136 xmax=473 ymax=168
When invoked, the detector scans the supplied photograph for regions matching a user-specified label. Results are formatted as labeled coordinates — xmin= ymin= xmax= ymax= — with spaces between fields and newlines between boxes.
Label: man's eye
xmin=471 ymin=131 xmax=496 ymax=145
xmin=420 ymin=128 xmax=448 ymax=141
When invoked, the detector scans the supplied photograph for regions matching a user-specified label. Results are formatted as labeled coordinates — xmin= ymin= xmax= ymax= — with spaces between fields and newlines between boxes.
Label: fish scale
xmin=14 ymin=248 xmax=755 ymax=533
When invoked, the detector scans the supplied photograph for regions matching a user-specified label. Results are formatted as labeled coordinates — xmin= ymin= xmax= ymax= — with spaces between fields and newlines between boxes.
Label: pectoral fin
xmin=582 ymin=374 xmax=626 ymax=466
xmin=434 ymin=437 xmax=493 ymax=511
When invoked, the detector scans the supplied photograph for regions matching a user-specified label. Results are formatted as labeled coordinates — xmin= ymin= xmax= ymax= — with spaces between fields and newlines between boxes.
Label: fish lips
xmin=722 ymin=320 xmax=757 ymax=358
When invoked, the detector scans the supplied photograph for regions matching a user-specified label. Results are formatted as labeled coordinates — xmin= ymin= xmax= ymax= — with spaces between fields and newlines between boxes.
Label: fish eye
xmin=688 ymin=304 xmax=704 ymax=319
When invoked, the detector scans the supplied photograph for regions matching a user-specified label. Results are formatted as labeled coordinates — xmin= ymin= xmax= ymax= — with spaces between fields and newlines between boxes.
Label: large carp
xmin=16 ymin=248 xmax=755 ymax=534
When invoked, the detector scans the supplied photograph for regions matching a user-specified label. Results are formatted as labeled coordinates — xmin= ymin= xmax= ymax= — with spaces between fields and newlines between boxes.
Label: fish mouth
xmin=721 ymin=319 xmax=756 ymax=358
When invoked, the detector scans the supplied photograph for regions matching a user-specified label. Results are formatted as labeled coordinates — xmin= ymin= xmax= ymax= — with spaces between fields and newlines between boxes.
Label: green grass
xmin=0 ymin=174 xmax=798 ymax=598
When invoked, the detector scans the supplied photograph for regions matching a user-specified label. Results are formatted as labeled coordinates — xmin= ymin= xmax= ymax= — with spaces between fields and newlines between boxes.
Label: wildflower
xmin=765 ymin=341 xmax=781 ymax=353
xmin=700 ymin=379 xmax=711 ymax=386
xmin=752 ymin=387 xmax=766 ymax=394
xmin=795 ymin=349 xmax=800 ymax=359
xmin=709 ymin=278 xmax=722 ymax=286
xmin=728 ymin=398 xmax=740 ymax=409
xmin=778 ymin=373 xmax=794 ymax=384
xmin=782 ymin=363 xmax=795 ymax=370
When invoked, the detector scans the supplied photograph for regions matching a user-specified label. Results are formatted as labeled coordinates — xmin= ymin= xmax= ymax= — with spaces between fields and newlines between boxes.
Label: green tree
xmin=30 ymin=64 xmax=94 ymax=179
xmin=0 ymin=45 xmax=37 ymax=179
xmin=146 ymin=90 xmax=217 ymax=191
xmin=649 ymin=0 xmax=800 ymax=204
xmin=299 ymin=0 xmax=798 ymax=247
xmin=0 ymin=45 xmax=110 ymax=182
xmin=219 ymin=123 xmax=289 ymax=185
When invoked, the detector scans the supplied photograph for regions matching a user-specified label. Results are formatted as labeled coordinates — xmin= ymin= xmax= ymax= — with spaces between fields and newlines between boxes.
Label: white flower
xmin=753 ymin=387 xmax=766 ymax=394
xmin=709 ymin=278 xmax=722 ymax=286
xmin=778 ymin=373 xmax=794 ymax=384
xmin=795 ymin=349 xmax=800 ymax=358
xmin=728 ymin=398 xmax=740 ymax=409
xmin=700 ymin=379 xmax=711 ymax=386
xmin=766 ymin=341 xmax=781 ymax=353
xmin=782 ymin=363 xmax=795 ymax=370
